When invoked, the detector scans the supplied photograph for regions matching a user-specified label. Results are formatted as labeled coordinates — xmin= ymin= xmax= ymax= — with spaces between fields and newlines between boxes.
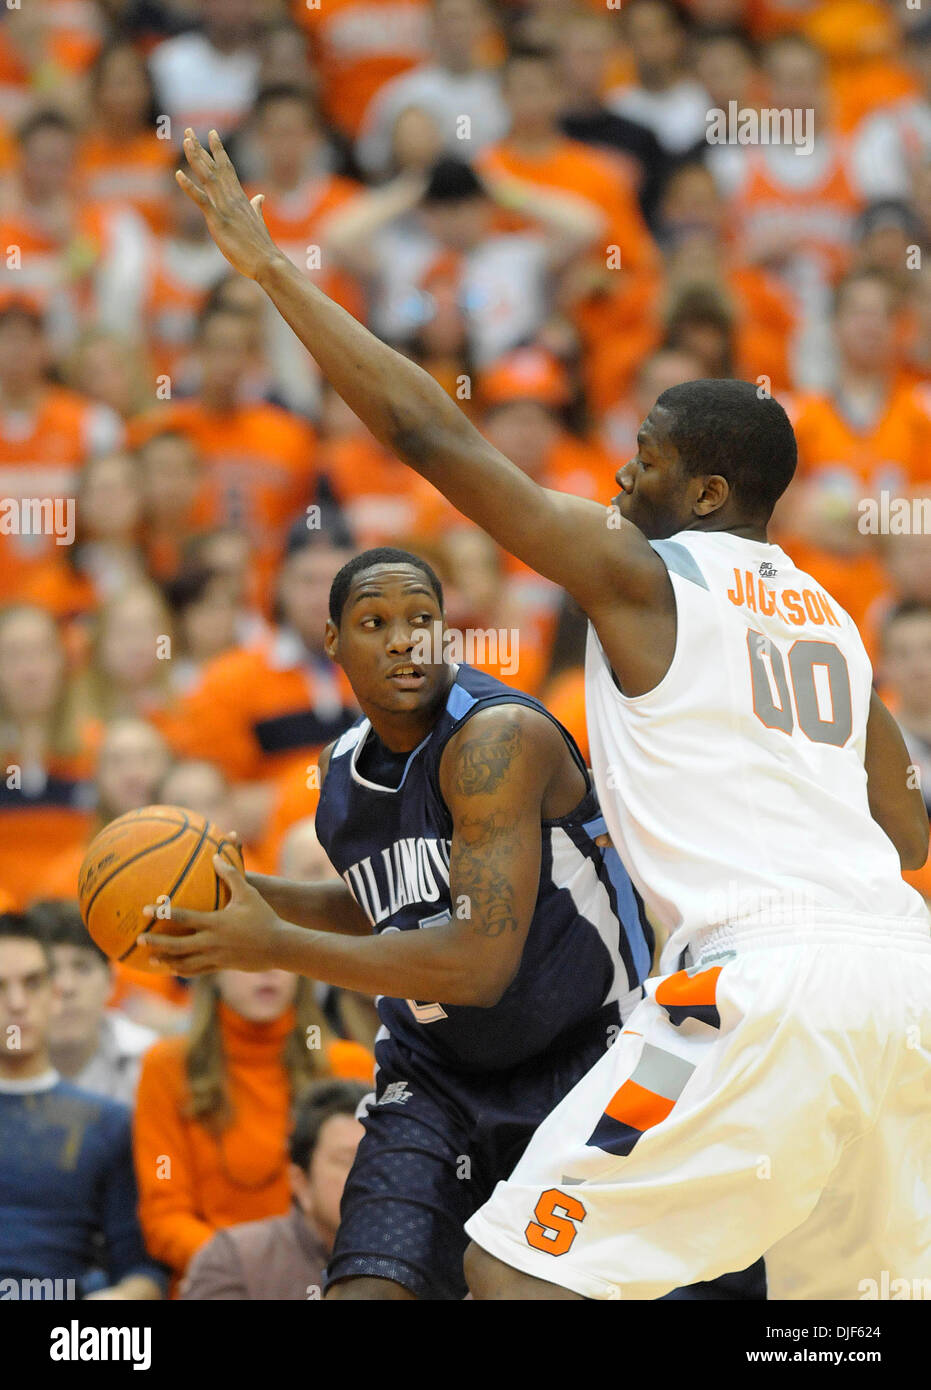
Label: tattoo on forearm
xmin=454 ymin=723 xmax=523 ymax=796
xmin=453 ymin=811 xmax=522 ymax=938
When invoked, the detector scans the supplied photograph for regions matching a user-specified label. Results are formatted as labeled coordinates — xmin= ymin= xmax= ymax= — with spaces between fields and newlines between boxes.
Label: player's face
xmin=326 ymin=565 xmax=450 ymax=716
xmin=611 ymin=407 xmax=696 ymax=539
xmin=0 ymin=940 xmax=54 ymax=1066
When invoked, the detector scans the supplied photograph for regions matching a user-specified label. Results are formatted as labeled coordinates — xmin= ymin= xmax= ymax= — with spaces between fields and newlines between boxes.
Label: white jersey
xmin=585 ymin=530 xmax=930 ymax=969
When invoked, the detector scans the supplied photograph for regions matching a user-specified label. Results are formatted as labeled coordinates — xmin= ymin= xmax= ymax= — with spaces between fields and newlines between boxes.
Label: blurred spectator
xmin=663 ymin=282 xmax=735 ymax=377
xmin=0 ymin=110 xmax=144 ymax=352
xmin=98 ymin=155 xmax=227 ymax=389
xmin=71 ymin=582 xmax=185 ymax=733
xmin=77 ymin=39 xmax=175 ymax=234
xmin=148 ymin=0 xmax=263 ymax=140
xmin=296 ymin=0 xmax=432 ymax=139
xmin=610 ymin=0 xmax=709 ymax=158
xmin=478 ymin=44 xmax=656 ymax=276
xmin=0 ymin=911 xmax=164 ymax=1298
xmin=355 ymin=0 xmax=508 ymax=180
xmin=557 ymin=10 xmax=667 ymax=227
xmin=695 ymin=26 xmax=762 ymax=195
xmin=162 ymin=566 xmax=239 ymax=692
xmin=62 ymin=329 xmax=156 ymax=422
xmin=133 ymin=966 xmax=372 ymax=1289
xmin=850 ymin=200 xmax=922 ymax=298
xmin=326 ymin=156 xmax=603 ymax=365
xmin=21 ymin=450 xmax=148 ymax=633
xmin=0 ymin=604 xmax=95 ymax=909
xmin=139 ymin=430 xmax=205 ymax=580
xmin=0 ymin=303 xmax=122 ymax=601
xmin=852 ymin=16 xmax=931 ymax=204
xmin=180 ymin=1079 xmax=368 ymax=1300
xmin=780 ymin=269 xmax=930 ymax=633
xmin=176 ymin=522 xmax=358 ymax=841
xmin=130 ymin=302 xmax=319 ymax=601
xmin=35 ymin=716 xmax=173 ymax=904
xmin=880 ymin=600 xmax=931 ymax=813
xmin=37 ymin=900 xmax=159 ymax=1106
xmin=729 ymin=32 xmax=864 ymax=383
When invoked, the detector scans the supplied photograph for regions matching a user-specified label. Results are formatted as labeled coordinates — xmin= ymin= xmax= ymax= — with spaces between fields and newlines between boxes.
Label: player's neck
xmin=684 ymin=518 xmax=771 ymax=544
xmin=363 ymin=673 xmax=454 ymax=753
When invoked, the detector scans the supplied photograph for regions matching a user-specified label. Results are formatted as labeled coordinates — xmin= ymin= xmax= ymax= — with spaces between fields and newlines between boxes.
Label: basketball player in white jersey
xmin=176 ymin=128 xmax=931 ymax=1300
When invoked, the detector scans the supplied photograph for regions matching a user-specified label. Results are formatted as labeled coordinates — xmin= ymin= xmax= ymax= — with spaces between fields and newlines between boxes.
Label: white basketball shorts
xmin=465 ymin=917 xmax=931 ymax=1299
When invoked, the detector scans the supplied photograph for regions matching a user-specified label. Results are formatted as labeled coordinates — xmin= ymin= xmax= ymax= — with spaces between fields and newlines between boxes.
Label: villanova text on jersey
xmin=314 ymin=664 xmax=654 ymax=1073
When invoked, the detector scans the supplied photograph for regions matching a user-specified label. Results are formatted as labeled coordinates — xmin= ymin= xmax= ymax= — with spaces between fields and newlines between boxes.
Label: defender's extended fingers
xmin=175 ymin=168 xmax=209 ymax=208
xmin=182 ymin=127 xmax=216 ymax=180
xmin=208 ymin=128 xmax=235 ymax=173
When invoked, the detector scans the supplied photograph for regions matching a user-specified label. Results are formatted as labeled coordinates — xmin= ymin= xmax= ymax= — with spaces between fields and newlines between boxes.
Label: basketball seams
xmin=80 ymin=807 xmax=244 ymax=970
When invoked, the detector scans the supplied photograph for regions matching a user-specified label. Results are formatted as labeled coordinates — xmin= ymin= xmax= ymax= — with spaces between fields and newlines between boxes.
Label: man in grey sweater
xmin=181 ymin=1081 xmax=368 ymax=1300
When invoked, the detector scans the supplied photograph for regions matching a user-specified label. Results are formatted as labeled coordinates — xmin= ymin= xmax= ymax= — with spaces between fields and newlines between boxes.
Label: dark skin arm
xmin=864 ymin=689 xmax=929 ymax=871
xmin=140 ymin=707 xmax=586 ymax=1007
xmin=175 ymin=128 xmax=675 ymax=697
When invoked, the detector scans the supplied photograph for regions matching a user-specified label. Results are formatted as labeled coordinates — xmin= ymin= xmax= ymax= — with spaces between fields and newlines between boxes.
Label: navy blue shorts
xmin=325 ymin=1022 xmax=765 ymax=1300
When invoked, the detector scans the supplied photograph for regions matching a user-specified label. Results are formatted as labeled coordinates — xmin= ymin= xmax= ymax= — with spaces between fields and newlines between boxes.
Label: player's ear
xmin=694 ymin=474 xmax=729 ymax=516
xmin=323 ymin=618 xmax=340 ymax=663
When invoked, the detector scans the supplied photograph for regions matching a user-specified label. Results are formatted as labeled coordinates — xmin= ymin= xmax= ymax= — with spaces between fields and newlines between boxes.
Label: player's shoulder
xmin=440 ymin=698 xmax=570 ymax=783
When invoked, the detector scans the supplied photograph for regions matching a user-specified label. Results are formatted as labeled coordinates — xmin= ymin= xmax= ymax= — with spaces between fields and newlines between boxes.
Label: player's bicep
xmin=441 ymin=711 xmax=549 ymax=1001
xmin=864 ymin=690 xmax=929 ymax=870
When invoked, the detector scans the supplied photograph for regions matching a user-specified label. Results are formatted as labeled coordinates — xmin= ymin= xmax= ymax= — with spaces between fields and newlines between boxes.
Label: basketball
xmin=78 ymin=805 xmax=244 ymax=973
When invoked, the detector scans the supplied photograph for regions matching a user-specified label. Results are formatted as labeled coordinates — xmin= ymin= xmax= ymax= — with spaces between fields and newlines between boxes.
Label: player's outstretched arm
xmin=864 ymin=690 xmax=929 ymax=871
xmin=138 ymin=708 xmax=552 ymax=1005
xmin=176 ymin=128 xmax=662 ymax=616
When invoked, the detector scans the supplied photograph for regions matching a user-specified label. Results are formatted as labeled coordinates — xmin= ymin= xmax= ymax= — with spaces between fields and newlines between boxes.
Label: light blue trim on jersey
xmin=446 ymin=681 xmax=478 ymax=722
xmin=583 ymin=813 xmax=653 ymax=984
xmin=649 ymin=539 xmax=709 ymax=590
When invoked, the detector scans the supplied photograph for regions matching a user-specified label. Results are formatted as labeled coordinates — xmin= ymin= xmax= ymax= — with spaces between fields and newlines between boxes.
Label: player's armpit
xmin=865 ymin=689 xmax=929 ymax=871
xmin=440 ymin=708 xmax=551 ymax=1007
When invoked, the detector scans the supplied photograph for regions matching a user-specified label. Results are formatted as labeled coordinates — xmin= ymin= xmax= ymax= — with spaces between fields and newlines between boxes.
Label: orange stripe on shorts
xmin=603 ymin=1078 xmax=676 ymax=1132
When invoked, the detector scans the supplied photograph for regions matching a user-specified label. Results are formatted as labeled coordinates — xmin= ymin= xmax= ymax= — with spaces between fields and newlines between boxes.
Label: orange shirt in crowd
xmin=779 ymin=381 xmax=931 ymax=636
xmin=730 ymin=142 xmax=862 ymax=286
xmin=129 ymin=399 xmax=317 ymax=602
xmin=133 ymin=1001 xmax=373 ymax=1285
xmin=477 ymin=137 xmax=658 ymax=278
xmin=295 ymin=0 xmax=431 ymax=136
xmin=77 ymin=130 xmax=176 ymax=234
xmin=0 ymin=385 xmax=123 ymax=600
xmin=246 ymin=173 xmax=365 ymax=320
xmin=175 ymin=629 xmax=359 ymax=784
xmin=0 ymin=748 xmax=95 ymax=909
xmin=320 ymin=433 xmax=462 ymax=547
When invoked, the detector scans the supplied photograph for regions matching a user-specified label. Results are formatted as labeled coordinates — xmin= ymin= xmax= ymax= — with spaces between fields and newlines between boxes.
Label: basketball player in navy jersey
xmin=144 ymin=545 xmax=657 ymax=1299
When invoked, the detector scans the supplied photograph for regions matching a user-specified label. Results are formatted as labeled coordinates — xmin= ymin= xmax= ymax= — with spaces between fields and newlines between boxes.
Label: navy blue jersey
xmin=315 ymin=664 xmax=653 ymax=1073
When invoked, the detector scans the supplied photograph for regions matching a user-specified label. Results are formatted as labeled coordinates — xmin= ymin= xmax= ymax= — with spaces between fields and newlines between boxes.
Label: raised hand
xmin=176 ymin=128 xmax=282 ymax=282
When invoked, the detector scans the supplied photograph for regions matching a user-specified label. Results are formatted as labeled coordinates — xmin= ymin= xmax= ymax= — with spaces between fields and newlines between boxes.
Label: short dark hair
xmin=653 ymin=378 xmax=797 ymax=519
xmin=329 ymin=547 xmax=444 ymax=626
xmin=289 ymin=1079 xmax=369 ymax=1169
xmin=423 ymin=157 xmax=484 ymax=205
xmin=0 ymin=912 xmax=53 ymax=968
xmin=253 ymin=83 xmax=317 ymax=122
xmin=17 ymin=108 xmax=75 ymax=146
xmin=31 ymin=900 xmax=108 ymax=966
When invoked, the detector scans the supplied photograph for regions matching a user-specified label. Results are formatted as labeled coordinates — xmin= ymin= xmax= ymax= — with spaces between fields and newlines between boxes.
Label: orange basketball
xmin=78 ymin=805 xmax=243 ymax=973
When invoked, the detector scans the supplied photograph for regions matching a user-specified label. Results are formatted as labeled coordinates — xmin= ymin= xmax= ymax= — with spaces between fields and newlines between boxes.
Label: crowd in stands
xmin=0 ymin=0 xmax=930 ymax=1297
